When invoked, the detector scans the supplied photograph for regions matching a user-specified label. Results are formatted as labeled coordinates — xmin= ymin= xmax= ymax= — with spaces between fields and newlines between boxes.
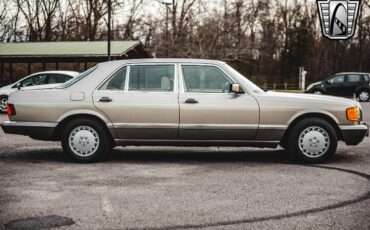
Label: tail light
xmin=6 ymin=103 xmax=16 ymax=116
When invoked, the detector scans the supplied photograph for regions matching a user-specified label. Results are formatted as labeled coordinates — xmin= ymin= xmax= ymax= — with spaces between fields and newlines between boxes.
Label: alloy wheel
xmin=298 ymin=126 xmax=330 ymax=158
xmin=68 ymin=126 xmax=100 ymax=157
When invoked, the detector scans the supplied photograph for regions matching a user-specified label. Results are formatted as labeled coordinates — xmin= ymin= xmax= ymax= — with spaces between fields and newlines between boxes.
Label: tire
xmin=313 ymin=90 xmax=323 ymax=95
xmin=61 ymin=118 xmax=112 ymax=163
xmin=0 ymin=95 xmax=8 ymax=114
xmin=287 ymin=118 xmax=337 ymax=163
xmin=357 ymin=90 xmax=370 ymax=102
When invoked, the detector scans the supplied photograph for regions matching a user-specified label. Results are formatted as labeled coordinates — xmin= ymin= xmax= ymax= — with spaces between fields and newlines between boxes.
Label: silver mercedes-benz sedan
xmin=1 ymin=59 xmax=368 ymax=163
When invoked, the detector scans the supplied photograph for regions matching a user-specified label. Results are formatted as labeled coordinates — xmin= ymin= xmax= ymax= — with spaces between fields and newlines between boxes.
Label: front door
xmin=326 ymin=75 xmax=345 ymax=96
xmin=93 ymin=64 xmax=179 ymax=139
xmin=178 ymin=64 xmax=259 ymax=140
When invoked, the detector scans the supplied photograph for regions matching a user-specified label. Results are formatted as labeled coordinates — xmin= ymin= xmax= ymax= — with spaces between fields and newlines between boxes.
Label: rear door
xmin=178 ymin=64 xmax=259 ymax=140
xmin=93 ymin=64 xmax=179 ymax=139
xmin=344 ymin=74 xmax=362 ymax=97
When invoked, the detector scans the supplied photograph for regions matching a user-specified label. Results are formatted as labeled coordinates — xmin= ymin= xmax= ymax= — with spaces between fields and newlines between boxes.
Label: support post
xmin=84 ymin=62 xmax=87 ymax=70
xmin=42 ymin=62 xmax=46 ymax=71
xmin=107 ymin=0 xmax=111 ymax=61
xmin=56 ymin=62 xmax=59 ymax=70
xmin=0 ymin=62 xmax=3 ymax=86
xmin=28 ymin=62 xmax=31 ymax=74
xmin=9 ymin=63 xmax=13 ymax=83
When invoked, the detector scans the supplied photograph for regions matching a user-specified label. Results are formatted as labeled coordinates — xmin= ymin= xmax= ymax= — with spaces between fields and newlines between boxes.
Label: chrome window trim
xmin=126 ymin=63 xmax=178 ymax=93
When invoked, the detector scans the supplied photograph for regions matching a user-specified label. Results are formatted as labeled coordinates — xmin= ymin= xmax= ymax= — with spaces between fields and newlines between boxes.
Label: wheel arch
xmin=355 ymin=86 xmax=370 ymax=94
xmin=280 ymin=112 xmax=342 ymax=147
xmin=52 ymin=112 xmax=116 ymax=144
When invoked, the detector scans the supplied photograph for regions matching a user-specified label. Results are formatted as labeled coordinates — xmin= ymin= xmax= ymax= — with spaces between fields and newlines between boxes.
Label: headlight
xmin=346 ymin=107 xmax=360 ymax=122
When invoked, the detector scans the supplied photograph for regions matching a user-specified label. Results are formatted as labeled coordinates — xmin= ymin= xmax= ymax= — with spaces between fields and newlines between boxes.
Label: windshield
xmin=224 ymin=64 xmax=264 ymax=94
xmin=57 ymin=65 xmax=97 ymax=89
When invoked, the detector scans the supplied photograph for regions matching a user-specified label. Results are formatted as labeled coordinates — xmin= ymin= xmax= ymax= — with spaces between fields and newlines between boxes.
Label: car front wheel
xmin=357 ymin=90 xmax=370 ymax=102
xmin=61 ymin=118 xmax=111 ymax=163
xmin=0 ymin=96 xmax=8 ymax=113
xmin=313 ymin=90 xmax=323 ymax=95
xmin=287 ymin=118 xmax=337 ymax=163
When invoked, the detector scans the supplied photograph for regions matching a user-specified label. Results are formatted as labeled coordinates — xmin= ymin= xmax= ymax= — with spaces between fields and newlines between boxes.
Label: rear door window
xmin=128 ymin=65 xmax=175 ymax=92
xmin=347 ymin=74 xmax=361 ymax=83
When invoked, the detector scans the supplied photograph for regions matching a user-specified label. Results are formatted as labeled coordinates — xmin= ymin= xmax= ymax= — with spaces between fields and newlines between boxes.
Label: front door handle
xmin=185 ymin=98 xmax=198 ymax=104
xmin=97 ymin=97 xmax=112 ymax=102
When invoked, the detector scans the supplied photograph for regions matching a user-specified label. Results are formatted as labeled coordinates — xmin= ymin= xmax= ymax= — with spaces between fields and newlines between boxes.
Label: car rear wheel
xmin=287 ymin=118 xmax=337 ymax=163
xmin=61 ymin=118 xmax=111 ymax=163
xmin=357 ymin=90 xmax=370 ymax=102
xmin=0 ymin=96 xmax=8 ymax=114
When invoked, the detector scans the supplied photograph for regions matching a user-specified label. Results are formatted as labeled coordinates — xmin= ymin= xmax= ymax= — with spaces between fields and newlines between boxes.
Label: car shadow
xmin=0 ymin=146 xmax=361 ymax=165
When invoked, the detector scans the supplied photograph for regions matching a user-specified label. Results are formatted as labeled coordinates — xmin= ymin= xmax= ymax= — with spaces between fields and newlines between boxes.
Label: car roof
xmin=335 ymin=72 xmax=370 ymax=75
xmin=97 ymin=58 xmax=226 ymax=67
xmin=28 ymin=70 xmax=80 ymax=77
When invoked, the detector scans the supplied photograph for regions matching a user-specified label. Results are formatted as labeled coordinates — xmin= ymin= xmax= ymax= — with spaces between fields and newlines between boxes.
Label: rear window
xmin=363 ymin=75 xmax=370 ymax=82
xmin=57 ymin=66 xmax=97 ymax=88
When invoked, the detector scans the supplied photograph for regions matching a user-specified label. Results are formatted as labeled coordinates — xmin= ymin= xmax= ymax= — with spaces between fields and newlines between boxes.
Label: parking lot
xmin=0 ymin=103 xmax=369 ymax=230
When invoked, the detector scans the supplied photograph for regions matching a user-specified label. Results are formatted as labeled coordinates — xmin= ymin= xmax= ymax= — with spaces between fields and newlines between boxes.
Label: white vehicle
xmin=0 ymin=71 xmax=79 ymax=113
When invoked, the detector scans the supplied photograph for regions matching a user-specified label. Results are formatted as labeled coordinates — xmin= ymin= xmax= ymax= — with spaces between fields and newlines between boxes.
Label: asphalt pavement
xmin=0 ymin=103 xmax=370 ymax=229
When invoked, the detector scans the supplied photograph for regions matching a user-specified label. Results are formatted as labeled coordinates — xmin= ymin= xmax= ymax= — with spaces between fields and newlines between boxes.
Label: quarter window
xmin=182 ymin=65 xmax=232 ymax=93
xmin=47 ymin=74 xmax=71 ymax=84
xmin=347 ymin=74 xmax=361 ymax=82
xmin=100 ymin=66 xmax=127 ymax=90
xmin=128 ymin=65 xmax=175 ymax=92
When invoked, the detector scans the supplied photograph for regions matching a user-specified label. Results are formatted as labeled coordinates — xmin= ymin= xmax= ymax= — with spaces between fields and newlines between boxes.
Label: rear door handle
xmin=97 ymin=97 xmax=112 ymax=102
xmin=185 ymin=98 xmax=198 ymax=104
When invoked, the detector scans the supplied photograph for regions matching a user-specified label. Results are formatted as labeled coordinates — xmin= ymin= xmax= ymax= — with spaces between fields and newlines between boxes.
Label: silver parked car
xmin=0 ymin=71 xmax=79 ymax=113
xmin=1 ymin=59 xmax=368 ymax=163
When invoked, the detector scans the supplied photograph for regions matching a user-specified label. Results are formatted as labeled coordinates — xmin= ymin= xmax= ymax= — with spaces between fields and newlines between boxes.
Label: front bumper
xmin=339 ymin=123 xmax=369 ymax=145
xmin=1 ymin=120 xmax=57 ymax=140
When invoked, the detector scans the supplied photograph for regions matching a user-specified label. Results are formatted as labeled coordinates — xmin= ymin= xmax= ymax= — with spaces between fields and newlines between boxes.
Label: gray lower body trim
xmin=339 ymin=123 xmax=368 ymax=145
xmin=114 ymin=139 xmax=279 ymax=148
xmin=2 ymin=120 xmax=57 ymax=127
xmin=1 ymin=121 xmax=56 ymax=140
xmin=256 ymin=125 xmax=287 ymax=141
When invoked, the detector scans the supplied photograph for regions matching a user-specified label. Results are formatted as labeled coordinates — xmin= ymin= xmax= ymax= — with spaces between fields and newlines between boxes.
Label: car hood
xmin=258 ymin=91 xmax=360 ymax=108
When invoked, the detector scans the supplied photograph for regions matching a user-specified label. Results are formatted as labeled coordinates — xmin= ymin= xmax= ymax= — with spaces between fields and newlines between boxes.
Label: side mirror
xmin=230 ymin=83 xmax=242 ymax=94
xmin=326 ymin=80 xmax=331 ymax=84
xmin=16 ymin=83 xmax=21 ymax=90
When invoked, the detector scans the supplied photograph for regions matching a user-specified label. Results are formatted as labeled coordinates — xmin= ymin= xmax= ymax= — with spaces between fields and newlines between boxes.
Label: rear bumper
xmin=339 ymin=123 xmax=369 ymax=145
xmin=1 ymin=120 xmax=57 ymax=140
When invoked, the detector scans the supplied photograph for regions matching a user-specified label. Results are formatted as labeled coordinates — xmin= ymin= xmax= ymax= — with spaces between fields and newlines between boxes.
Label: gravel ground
xmin=0 ymin=103 xmax=370 ymax=230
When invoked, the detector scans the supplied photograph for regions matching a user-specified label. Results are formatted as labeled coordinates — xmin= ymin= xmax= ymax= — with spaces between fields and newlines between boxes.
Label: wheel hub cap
xmin=359 ymin=92 xmax=369 ymax=101
xmin=69 ymin=126 xmax=100 ymax=157
xmin=299 ymin=126 xmax=330 ymax=158
xmin=0 ymin=98 xmax=7 ymax=112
